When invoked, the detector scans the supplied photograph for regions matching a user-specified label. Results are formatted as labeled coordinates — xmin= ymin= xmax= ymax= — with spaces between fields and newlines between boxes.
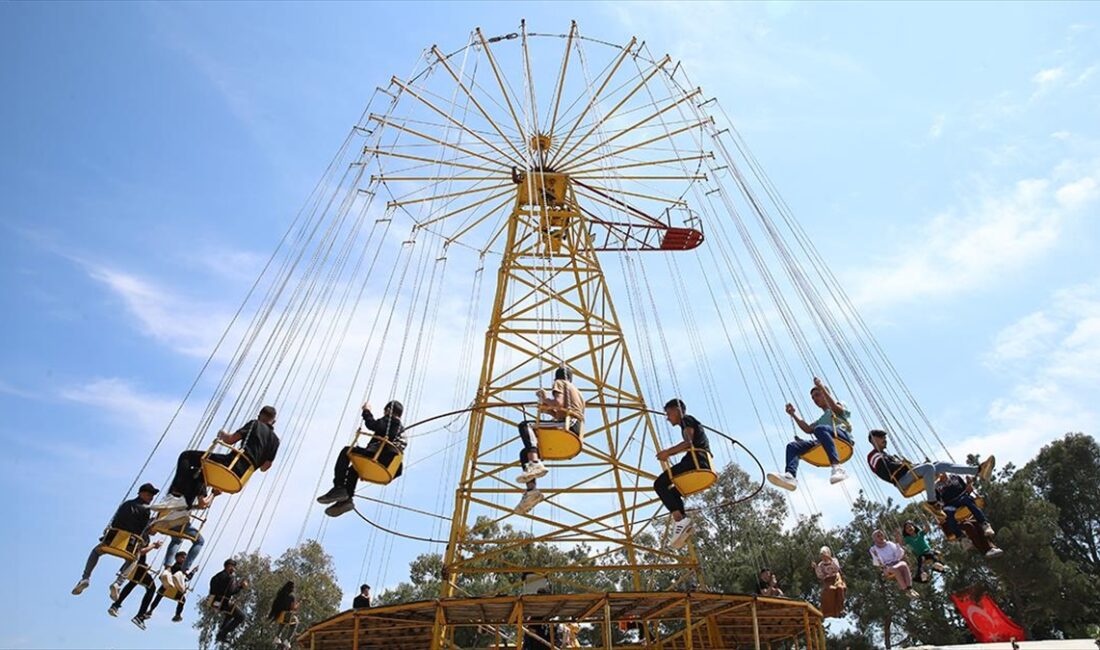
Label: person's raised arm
xmin=361 ymin=402 xmax=388 ymax=435
xmin=785 ymin=403 xmax=814 ymax=434
xmin=813 ymin=377 xmax=843 ymax=414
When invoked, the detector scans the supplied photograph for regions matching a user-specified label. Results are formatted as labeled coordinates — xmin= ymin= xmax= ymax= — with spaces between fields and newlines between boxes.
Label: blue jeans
xmin=163 ymin=526 xmax=204 ymax=571
xmin=901 ymin=462 xmax=979 ymax=502
xmin=943 ymin=494 xmax=987 ymax=537
xmin=784 ymin=426 xmax=852 ymax=476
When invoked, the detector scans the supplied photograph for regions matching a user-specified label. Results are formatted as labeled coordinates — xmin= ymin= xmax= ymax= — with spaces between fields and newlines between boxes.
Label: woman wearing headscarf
xmin=268 ymin=580 xmax=300 ymax=649
xmin=812 ymin=546 xmax=845 ymax=618
xmin=869 ymin=529 xmax=919 ymax=599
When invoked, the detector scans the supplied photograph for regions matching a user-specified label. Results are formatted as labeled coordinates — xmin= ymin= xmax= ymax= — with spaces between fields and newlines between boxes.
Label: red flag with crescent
xmin=950 ymin=591 xmax=1026 ymax=643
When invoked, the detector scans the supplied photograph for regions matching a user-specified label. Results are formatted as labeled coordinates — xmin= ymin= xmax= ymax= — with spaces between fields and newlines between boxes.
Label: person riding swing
xmin=865 ymin=428 xmax=995 ymax=514
xmin=935 ymin=472 xmax=1004 ymax=558
xmin=317 ymin=400 xmax=406 ymax=517
xmin=768 ymin=377 xmax=851 ymax=491
xmin=514 ymin=366 xmax=585 ymax=514
xmin=654 ymin=398 xmax=712 ymax=550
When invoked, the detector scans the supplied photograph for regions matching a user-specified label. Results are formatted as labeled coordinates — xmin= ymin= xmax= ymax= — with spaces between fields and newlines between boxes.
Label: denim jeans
xmin=784 ymin=426 xmax=853 ymax=476
xmin=163 ymin=527 xmax=204 ymax=571
xmin=943 ymin=494 xmax=987 ymax=537
xmin=903 ymin=462 xmax=978 ymax=501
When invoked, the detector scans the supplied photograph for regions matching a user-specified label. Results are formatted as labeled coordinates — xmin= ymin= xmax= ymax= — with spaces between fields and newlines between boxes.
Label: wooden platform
xmin=299 ymin=591 xmax=826 ymax=649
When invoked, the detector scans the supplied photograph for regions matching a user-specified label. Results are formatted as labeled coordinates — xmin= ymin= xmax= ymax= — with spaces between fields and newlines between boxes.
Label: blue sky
xmin=2 ymin=2 xmax=1099 ymax=648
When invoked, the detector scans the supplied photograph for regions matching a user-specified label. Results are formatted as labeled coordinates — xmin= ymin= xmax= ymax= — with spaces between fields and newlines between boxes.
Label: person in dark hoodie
xmin=209 ymin=559 xmax=249 ymax=643
xmin=268 ymin=580 xmax=300 ymax=649
xmin=316 ymin=400 xmax=406 ymax=517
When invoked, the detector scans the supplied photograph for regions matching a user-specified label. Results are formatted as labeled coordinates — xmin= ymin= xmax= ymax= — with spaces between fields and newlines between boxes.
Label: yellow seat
xmin=97 ymin=528 xmax=142 ymax=561
xmin=535 ymin=417 xmax=583 ymax=461
xmin=125 ymin=562 xmax=155 ymax=587
xmin=347 ymin=432 xmax=404 ymax=485
xmin=898 ymin=475 xmax=926 ymax=498
xmin=160 ymin=583 xmax=185 ymax=601
xmin=147 ymin=513 xmax=203 ymax=541
xmin=798 ymin=437 xmax=854 ymax=468
xmin=670 ymin=448 xmax=717 ymax=497
xmin=201 ymin=440 xmax=256 ymax=495
xmin=924 ymin=496 xmax=986 ymax=531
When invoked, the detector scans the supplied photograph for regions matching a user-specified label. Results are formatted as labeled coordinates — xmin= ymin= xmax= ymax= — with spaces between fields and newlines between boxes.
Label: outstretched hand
xmin=785 ymin=403 xmax=797 ymax=417
xmin=361 ymin=401 xmax=371 ymax=413
xmin=813 ymin=377 xmax=824 ymax=389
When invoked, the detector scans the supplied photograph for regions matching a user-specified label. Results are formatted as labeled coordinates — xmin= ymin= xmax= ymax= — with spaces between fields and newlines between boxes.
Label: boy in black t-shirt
xmin=654 ymin=398 xmax=711 ymax=550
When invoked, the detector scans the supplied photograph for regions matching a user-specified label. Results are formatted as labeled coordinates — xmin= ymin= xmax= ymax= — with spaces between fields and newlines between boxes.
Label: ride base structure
xmin=301 ymin=162 xmax=826 ymax=650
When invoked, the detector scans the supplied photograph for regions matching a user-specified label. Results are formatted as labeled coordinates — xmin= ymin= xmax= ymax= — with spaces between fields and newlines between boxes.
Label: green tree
xmin=1021 ymin=433 xmax=1100 ymax=578
xmin=193 ymin=540 xmax=342 ymax=649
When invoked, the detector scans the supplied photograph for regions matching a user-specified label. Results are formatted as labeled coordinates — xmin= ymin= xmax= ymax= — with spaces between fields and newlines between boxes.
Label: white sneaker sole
xmin=829 ymin=473 xmax=847 ymax=484
xmin=669 ymin=524 xmax=695 ymax=549
xmin=767 ymin=474 xmax=797 ymax=491
xmin=515 ymin=495 xmax=544 ymax=514
xmin=527 ymin=464 xmax=548 ymax=480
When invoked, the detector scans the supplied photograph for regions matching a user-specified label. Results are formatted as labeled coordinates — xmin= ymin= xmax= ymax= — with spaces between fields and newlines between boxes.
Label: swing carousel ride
xmin=85 ymin=20 xmax=978 ymax=650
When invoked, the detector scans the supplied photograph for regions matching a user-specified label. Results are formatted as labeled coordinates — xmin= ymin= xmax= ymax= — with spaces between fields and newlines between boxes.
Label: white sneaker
xmin=515 ymin=489 xmax=544 ymax=514
xmin=829 ymin=466 xmax=848 ymax=484
xmin=906 ymin=588 xmax=921 ymax=600
xmin=150 ymin=494 xmax=187 ymax=512
xmin=982 ymin=522 xmax=995 ymax=538
xmin=155 ymin=508 xmax=189 ymax=527
xmin=932 ymin=562 xmax=947 ymax=572
xmin=766 ymin=472 xmax=797 ymax=491
xmin=516 ymin=460 xmax=548 ymax=484
xmin=72 ymin=579 xmax=89 ymax=595
xmin=110 ymin=581 xmax=121 ymax=601
xmin=985 ymin=547 xmax=1004 ymax=558
xmin=669 ymin=517 xmax=695 ymax=549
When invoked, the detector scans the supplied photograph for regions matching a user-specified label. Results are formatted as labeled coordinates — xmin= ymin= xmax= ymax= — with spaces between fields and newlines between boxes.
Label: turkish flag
xmin=950 ymin=591 xmax=1027 ymax=643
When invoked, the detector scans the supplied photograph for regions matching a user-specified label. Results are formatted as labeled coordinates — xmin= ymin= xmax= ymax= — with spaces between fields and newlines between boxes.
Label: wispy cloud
xmin=86 ymin=264 xmax=234 ymax=358
xmin=851 ymin=164 xmax=1100 ymax=308
xmin=1032 ymin=66 xmax=1066 ymax=91
xmin=927 ymin=113 xmax=946 ymax=140
xmin=954 ymin=279 xmax=1100 ymax=463
xmin=60 ymin=377 xmax=186 ymax=434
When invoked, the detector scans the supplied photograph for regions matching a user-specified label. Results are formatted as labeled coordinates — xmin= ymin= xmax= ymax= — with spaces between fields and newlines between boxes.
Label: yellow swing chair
xmin=798 ymin=413 xmax=854 ymax=468
xmin=667 ymin=447 xmax=717 ymax=497
xmin=97 ymin=528 xmax=144 ymax=562
xmin=200 ymin=438 xmax=256 ymax=495
xmin=347 ymin=429 xmax=404 ymax=486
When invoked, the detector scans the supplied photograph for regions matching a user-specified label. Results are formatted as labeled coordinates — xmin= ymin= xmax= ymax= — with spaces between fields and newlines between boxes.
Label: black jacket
xmin=110 ymin=497 xmax=152 ymax=534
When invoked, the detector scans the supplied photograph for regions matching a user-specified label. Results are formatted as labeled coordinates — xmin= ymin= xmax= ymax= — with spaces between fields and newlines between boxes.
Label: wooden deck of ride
xmin=299 ymin=591 xmax=826 ymax=649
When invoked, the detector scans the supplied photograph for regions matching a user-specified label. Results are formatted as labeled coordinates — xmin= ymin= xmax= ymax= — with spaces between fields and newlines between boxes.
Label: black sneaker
xmin=131 ymin=615 xmax=146 ymax=630
xmin=172 ymin=614 xmax=183 ymax=622
xmin=324 ymin=499 xmax=355 ymax=517
xmin=316 ymin=486 xmax=349 ymax=505
xmin=107 ymin=606 xmax=119 ymax=618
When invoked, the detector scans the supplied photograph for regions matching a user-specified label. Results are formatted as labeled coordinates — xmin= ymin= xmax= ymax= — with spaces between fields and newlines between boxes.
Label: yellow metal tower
xmin=440 ymin=164 xmax=706 ymax=598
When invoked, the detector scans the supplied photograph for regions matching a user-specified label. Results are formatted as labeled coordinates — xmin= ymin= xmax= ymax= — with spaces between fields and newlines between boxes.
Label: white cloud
xmin=953 ymin=279 xmax=1100 ymax=464
xmin=1055 ymin=176 xmax=1099 ymax=210
xmin=60 ymin=377 xmax=186 ymax=434
xmin=1032 ymin=66 xmax=1066 ymax=86
xmin=928 ymin=113 xmax=946 ymax=140
xmin=1051 ymin=130 xmax=1072 ymax=141
xmin=851 ymin=165 xmax=1100 ymax=308
xmin=986 ymin=312 xmax=1058 ymax=364
xmin=86 ymin=264 xmax=234 ymax=358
